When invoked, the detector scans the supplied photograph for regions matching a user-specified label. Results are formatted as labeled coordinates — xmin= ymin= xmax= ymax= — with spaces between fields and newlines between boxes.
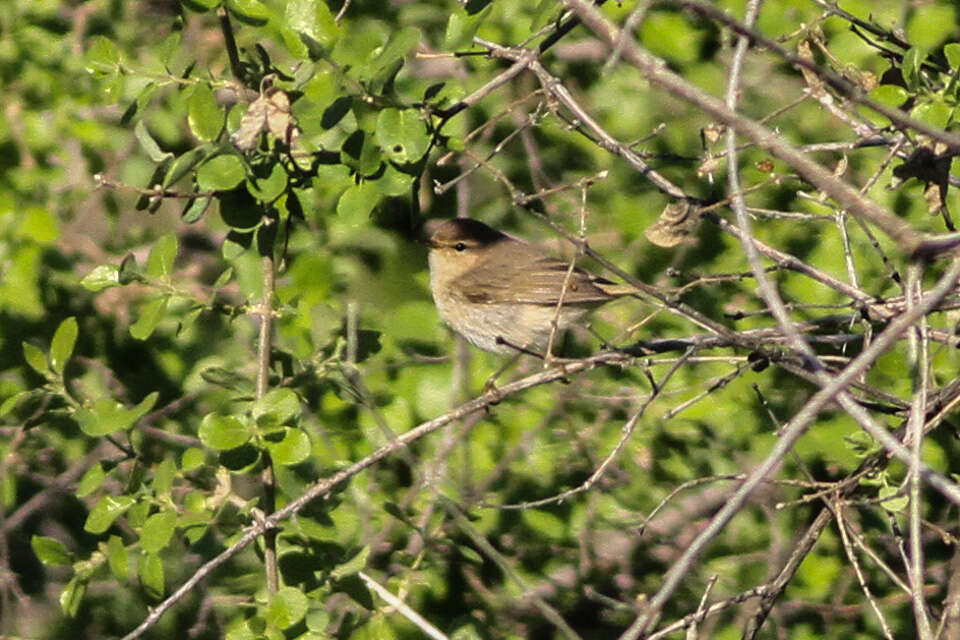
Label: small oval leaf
xmin=196 ymin=154 xmax=246 ymax=191
xmin=140 ymin=511 xmax=177 ymax=553
xmin=199 ymin=413 xmax=252 ymax=450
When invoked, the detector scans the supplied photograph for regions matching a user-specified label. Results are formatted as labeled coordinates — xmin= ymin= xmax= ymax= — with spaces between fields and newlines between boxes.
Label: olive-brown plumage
xmin=426 ymin=218 xmax=633 ymax=355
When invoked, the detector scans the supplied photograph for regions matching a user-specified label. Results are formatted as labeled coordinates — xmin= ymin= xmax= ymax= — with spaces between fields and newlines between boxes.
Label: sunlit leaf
xmin=264 ymin=586 xmax=309 ymax=629
xmin=84 ymin=495 xmax=136 ymax=534
xmin=140 ymin=552 xmax=165 ymax=599
xmin=32 ymin=536 xmax=72 ymax=566
xmin=81 ymin=264 xmax=121 ymax=291
xmin=140 ymin=511 xmax=177 ymax=553
xmin=199 ymin=413 xmax=252 ymax=450
xmin=196 ymin=154 xmax=246 ymax=191
xmin=374 ymin=108 xmax=430 ymax=164
xmin=188 ymin=83 xmax=225 ymax=142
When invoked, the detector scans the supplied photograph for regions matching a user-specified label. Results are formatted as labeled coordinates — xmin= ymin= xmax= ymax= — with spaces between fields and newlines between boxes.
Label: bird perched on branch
xmin=426 ymin=218 xmax=636 ymax=356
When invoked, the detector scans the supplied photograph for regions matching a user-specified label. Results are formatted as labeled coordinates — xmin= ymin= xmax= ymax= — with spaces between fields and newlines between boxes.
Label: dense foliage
xmin=3 ymin=0 xmax=960 ymax=638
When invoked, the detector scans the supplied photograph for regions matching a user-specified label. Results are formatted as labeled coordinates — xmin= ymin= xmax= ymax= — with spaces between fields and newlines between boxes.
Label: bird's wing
xmin=456 ymin=251 xmax=617 ymax=306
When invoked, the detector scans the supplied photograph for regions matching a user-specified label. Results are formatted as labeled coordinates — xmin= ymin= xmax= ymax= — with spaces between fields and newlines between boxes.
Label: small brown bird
xmin=426 ymin=218 xmax=635 ymax=356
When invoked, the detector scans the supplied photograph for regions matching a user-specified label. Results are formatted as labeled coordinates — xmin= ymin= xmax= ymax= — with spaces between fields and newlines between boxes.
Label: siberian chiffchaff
xmin=426 ymin=218 xmax=635 ymax=356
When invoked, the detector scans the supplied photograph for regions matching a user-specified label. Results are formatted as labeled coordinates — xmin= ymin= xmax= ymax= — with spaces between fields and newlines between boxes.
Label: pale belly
xmin=433 ymin=294 xmax=588 ymax=356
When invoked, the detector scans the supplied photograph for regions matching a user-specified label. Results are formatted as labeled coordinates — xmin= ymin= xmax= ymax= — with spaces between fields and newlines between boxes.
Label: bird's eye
xmin=454 ymin=242 xmax=466 ymax=252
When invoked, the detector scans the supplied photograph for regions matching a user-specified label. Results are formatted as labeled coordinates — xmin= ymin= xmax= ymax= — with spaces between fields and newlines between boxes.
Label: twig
xmin=835 ymin=503 xmax=897 ymax=640
xmin=906 ymin=264 xmax=934 ymax=639
xmin=358 ymin=571 xmax=449 ymax=640
xmin=680 ymin=0 xmax=960 ymax=153
xmin=686 ymin=575 xmax=717 ymax=640
xmin=495 ymin=348 xmax=694 ymax=510
xmin=217 ymin=7 xmax=244 ymax=83
xmin=119 ymin=349 xmax=639 ymax=640
xmin=257 ymin=250 xmax=278 ymax=596
xmin=563 ymin=0 xmax=960 ymax=258
xmin=334 ymin=0 xmax=352 ymax=23
xmin=619 ymin=256 xmax=960 ymax=639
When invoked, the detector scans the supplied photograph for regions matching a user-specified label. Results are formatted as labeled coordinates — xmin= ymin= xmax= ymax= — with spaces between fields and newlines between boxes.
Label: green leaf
xmin=179 ymin=306 xmax=201 ymax=338
xmin=945 ymin=42 xmax=960 ymax=70
xmin=60 ymin=577 xmax=86 ymax=617
xmin=306 ymin=607 xmax=330 ymax=632
xmin=180 ymin=512 xmax=212 ymax=545
xmin=130 ymin=296 xmax=170 ymax=340
xmin=76 ymin=463 xmax=107 ymax=498
xmin=213 ymin=267 xmax=234 ymax=290
xmin=119 ymin=253 xmax=142 ymax=284
xmin=341 ymin=130 xmax=382 ymax=177
xmin=265 ymin=586 xmax=309 ymax=630
xmin=902 ymin=47 xmax=925 ymax=91
xmin=145 ymin=234 xmax=178 ymax=279
xmin=266 ymin=428 xmax=311 ymax=466
xmin=201 ymin=366 xmax=253 ymax=392
xmin=378 ymin=164 xmax=414 ymax=197
xmin=107 ymin=535 xmax=129 ymax=580
xmin=459 ymin=545 xmax=483 ymax=565
xmin=123 ymin=82 xmax=159 ymax=125
xmin=163 ymin=146 xmax=210 ymax=189
xmin=181 ymin=447 xmax=206 ymax=472
xmin=84 ymin=36 xmax=120 ymax=74
xmin=81 ymin=264 xmax=121 ymax=291
xmin=182 ymin=196 xmax=213 ymax=223
xmin=153 ymin=457 xmax=177 ymax=496
xmin=641 ymin=12 xmax=702 ymax=64
xmin=522 ymin=510 xmax=566 ymax=541
xmin=0 ymin=390 xmax=36 ymax=418
xmin=32 ymin=536 xmax=72 ymax=566
xmin=22 ymin=341 xmax=49 ymax=375
xmin=76 ymin=392 xmax=158 ymax=437
xmin=128 ymin=501 xmax=150 ymax=529
xmin=863 ymin=85 xmax=909 ymax=127
xmin=879 ymin=485 xmax=909 ymax=513
xmin=285 ymin=0 xmax=338 ymax=53
xmin=367 ymin=27 xmax=420 ymax=92
xmin=196 ymin=154 xmax=246 ymax=191
xmin=375 ymin=27 xmax=420 ymax=69
xmin=912 ymin=99 xmax=954 ymax=129
xmin=253 ymin=388 xmax=301 ymax=425
xmin=135 ymin=121 xmax=172 ymax=162
xmin=50 ymin=317 xmax=78 ymax=375
xmin=140 ymin=552 xmax=165 ymax=599
xmin=85 ymin=495 xmax=136 ymax=534
xmin=222 ymin=231 xmax=251 ymax=260
xmin=188 ymin=84 xmax=225 ymax=142
xmin=336 ymin=182 xmax=379 ymax=226
xmin=375 ymin=108 xmax=430 ymax=164
xmin=140 ymin=511 xmax=177 ymax=553
xmin=227 ymin=0 xmax=270 ymax=25
xmin=906 ymin=4 xmax=957 ymax=51
xmin=445 ymin=8 xmax=490 ymax=50
xmin=249 ymin=164 xmax=288 ymax=203
xmin=869 ymin=85 xmax=909 ymax=107
xmin=199 ymin=413 xmax=252 ymax=450
xmin=331 ymin=545 xmax=370 ymax=579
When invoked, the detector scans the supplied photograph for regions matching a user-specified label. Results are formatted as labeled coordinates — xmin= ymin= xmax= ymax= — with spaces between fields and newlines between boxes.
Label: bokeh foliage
xmin=2 ymin=0 xmax=960 ymax=638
